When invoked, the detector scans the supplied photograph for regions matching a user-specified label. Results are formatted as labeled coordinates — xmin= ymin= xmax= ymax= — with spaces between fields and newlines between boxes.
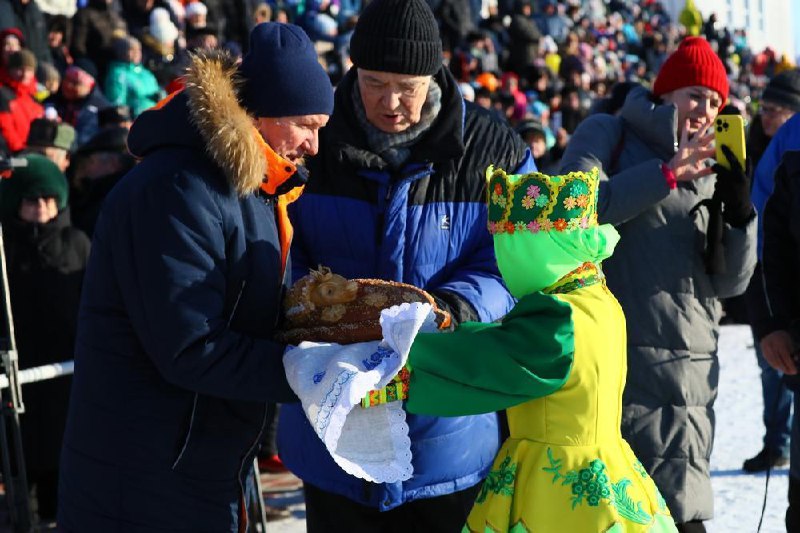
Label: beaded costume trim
xmin=545 ymin=262 xmax=604 ymax=295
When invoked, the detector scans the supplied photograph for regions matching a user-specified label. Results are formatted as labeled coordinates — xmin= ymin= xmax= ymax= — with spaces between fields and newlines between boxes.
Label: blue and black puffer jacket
xmin=278 ymin=66 xmax=535 ymax=510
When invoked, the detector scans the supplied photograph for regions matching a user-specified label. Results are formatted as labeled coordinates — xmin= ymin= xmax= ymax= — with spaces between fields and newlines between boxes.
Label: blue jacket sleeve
xmin=111 ymin=170 xmax=296 ymax=402
xmin=515 ymin=149 xmax=537 ymax=174
xmin=429 ymin=150 xmax=535 ymax=322
xmin=752 ymin=113 xmax=800 ymax=259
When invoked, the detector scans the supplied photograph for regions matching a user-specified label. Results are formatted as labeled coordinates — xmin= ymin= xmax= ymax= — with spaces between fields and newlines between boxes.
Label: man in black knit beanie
xmin=277 ymin=0 xmax=538 ymax=530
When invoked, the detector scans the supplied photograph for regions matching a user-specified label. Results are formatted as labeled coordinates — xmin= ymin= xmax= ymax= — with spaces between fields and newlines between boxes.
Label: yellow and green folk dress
xmin=405 ymin=168 xmax=678 ymax=533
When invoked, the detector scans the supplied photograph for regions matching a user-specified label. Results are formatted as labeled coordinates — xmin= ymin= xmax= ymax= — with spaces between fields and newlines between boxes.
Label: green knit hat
xmin=0 ymin=154 xmax=68 ymax=219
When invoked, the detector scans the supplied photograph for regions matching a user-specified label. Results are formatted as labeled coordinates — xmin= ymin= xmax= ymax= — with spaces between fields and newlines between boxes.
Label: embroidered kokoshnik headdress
xmin=487 ymin=166 xmax=600 ymax=234
xmin=484 ymin=166 xmax=620 ymax=298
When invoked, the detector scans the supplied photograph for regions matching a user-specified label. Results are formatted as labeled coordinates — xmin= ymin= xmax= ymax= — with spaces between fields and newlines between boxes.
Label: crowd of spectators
xmin=0 ymin=0 xmax=793 ymax=220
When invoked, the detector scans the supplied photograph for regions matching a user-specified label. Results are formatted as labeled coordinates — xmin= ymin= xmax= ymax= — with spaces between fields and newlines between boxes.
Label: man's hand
xmin=761 ymin=330 xmax=798 ymax=375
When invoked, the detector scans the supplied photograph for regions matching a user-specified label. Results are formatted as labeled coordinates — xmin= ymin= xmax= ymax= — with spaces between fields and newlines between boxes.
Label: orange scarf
xmin=252 ymin=128 xmax=304 ymax=278
xmin=151 ymin=91 xmax=303 ymax=277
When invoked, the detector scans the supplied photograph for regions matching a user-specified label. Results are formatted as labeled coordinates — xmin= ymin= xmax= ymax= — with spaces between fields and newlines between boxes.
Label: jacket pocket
xmin=171 ymin=394 xmax=265 ymax=482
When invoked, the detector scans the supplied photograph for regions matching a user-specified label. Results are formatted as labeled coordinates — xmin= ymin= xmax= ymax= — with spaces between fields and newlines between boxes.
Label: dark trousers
xmin=788 ymin=476 xmax=800 ymax=532
xmin=754 ymin=331 xmax=793 ymax=455
xmin=675 ymin=520 xmax=706 ymax=533
xmin=29 ymin=470 xmax=59 ymax=521
xmin=304 ymin=482 xmax=481 ymax=533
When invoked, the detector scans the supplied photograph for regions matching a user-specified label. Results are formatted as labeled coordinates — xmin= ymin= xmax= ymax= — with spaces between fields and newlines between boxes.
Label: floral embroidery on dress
xmin=542 ymin=448 xmax=654 ymax=525
xmin=461 ymin=520 xmax=532 ymax=533
xmin=633 ymin=460 xmax=648 ymax=479
xmin=312 ymin=371 xmax=326 ymax=384
xmin=476 ymin=455 xmax=517 ymax=503
xmin=655 ymin=487 xmax=667 ymax=512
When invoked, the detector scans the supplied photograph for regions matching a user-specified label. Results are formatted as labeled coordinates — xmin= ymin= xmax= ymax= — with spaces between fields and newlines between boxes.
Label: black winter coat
xmin=3 ymin=209 xmax=90 ymax=475
xmin=753 ymin=150 xmax=800 ymax=339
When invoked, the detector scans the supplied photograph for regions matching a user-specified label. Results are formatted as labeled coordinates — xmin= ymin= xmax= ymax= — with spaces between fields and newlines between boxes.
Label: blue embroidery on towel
xmin=362 ymin=345 xmax=394 ymax=371
xmin=315 ymin=370 xmax=357 ymax=436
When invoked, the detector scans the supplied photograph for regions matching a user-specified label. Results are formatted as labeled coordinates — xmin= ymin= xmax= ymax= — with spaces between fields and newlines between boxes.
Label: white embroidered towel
xmin=283 ymin=302 xmax=436 ymax=483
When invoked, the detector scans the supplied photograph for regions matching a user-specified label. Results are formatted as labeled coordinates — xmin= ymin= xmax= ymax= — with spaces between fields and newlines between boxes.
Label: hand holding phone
xmin=710 ymin=115 xmax=754 ymax=228
xmin=713 ymin=115 xmax=746 ymax=171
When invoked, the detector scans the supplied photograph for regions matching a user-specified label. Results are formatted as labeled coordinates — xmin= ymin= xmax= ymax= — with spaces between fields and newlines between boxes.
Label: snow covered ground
xmin=708 ymin=325 xmax=788 ymax=533
xmin=0 ymin=326 xmax=778 ymax=533
xmin=267 ymin=324 xmax=790 ymax=532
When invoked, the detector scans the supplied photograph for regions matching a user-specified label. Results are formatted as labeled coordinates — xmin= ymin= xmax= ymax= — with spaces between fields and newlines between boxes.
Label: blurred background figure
xmin=104 ymin=35 xmax=162 ymax=117
xmin=70 ymin=0 xmax=128 ymax=81
xmin=68 ymin=125 xmax=134 ymax=237
xmin=514 ymin=117 xmax=560 ymax=173
xmin=0 ymin=0 xmax=52 ymax=66
xmin=0 ymin=49 xmax=43 ymax=153
xmin=0 ymin=153 xmax=90 ymax=525
xmin=25 ymin=117 xmax=75 ymax=172
xmin=48 ymin=62 xmax=109 ymax=145
xmin=97 ymin=104 xmax=132 ymax=130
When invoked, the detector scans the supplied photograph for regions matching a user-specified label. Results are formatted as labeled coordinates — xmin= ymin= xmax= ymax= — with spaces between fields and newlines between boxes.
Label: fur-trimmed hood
xmin=127 ymin=50 xmax=267 ymax=196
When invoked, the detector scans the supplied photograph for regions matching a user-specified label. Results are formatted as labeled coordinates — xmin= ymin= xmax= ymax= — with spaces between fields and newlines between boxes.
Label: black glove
xmin=711 ymin=144 xmax=754 ymax=228
xmin=430 ymin=290 xmax=479 ymax=330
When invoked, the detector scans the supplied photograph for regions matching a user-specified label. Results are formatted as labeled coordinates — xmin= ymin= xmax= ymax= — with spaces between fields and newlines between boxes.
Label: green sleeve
xmin=405 ymin=291 xmax=574 ymax=416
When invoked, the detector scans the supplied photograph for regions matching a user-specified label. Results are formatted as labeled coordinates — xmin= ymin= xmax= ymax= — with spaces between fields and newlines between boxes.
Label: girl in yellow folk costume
xmin=404 ymin=167 xmax=678 ymax=532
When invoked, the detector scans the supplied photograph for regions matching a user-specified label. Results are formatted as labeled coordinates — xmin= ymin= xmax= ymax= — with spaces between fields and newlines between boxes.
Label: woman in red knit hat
xmin=560 ymin=36 xmax=757 ymax=533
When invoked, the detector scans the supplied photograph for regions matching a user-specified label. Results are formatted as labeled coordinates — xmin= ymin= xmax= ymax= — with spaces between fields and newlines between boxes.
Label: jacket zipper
xmin=171 ymin=393 xmax=199 ymax=469
xmin=236 ymin=403 xmax=270 ymax=530
xmin=227 ymin=280 xmax=247 ymax=327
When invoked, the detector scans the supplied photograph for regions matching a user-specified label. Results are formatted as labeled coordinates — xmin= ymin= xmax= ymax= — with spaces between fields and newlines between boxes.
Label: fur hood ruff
xmin=183 ymin=51 xmax=266 ymax=196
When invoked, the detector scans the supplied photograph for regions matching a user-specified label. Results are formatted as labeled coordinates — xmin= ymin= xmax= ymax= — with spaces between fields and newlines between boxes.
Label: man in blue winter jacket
xmin=277 ymin=0 xmax=535 ymax=529
xmin=57 ymin=23 xmax=332 ymax=532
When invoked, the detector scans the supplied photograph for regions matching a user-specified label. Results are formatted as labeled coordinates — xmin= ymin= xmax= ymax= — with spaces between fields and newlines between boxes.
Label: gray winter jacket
xmin=560 ymin=86 xmax=757 ymax=523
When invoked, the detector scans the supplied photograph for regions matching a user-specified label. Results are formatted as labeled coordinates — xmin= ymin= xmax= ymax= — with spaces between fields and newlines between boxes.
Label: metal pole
xmin=0 ymin=224 xmax=31 ymax=532
xmin=249 ymin=459 xmax=268 ymax=533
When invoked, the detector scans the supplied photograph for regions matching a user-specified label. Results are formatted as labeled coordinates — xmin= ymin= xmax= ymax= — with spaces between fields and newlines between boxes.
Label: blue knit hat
xmin=239 ymin=23 xmax=333 ymax=118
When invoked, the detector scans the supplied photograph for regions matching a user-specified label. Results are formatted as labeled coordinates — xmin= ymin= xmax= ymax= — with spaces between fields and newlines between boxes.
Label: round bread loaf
xmin=277 ymin=267 xmax=450 ymax=344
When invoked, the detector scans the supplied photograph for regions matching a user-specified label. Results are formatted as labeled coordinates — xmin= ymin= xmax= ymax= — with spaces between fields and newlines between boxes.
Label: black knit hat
xmin=763 ymin=69 xmax=800 ymax=113
xmin=349 ymin=0 xmax=443 ymax=76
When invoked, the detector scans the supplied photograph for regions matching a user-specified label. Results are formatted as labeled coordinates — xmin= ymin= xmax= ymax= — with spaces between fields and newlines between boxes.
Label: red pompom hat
xmin=653 ymin=36 xmax=729 ymax=103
